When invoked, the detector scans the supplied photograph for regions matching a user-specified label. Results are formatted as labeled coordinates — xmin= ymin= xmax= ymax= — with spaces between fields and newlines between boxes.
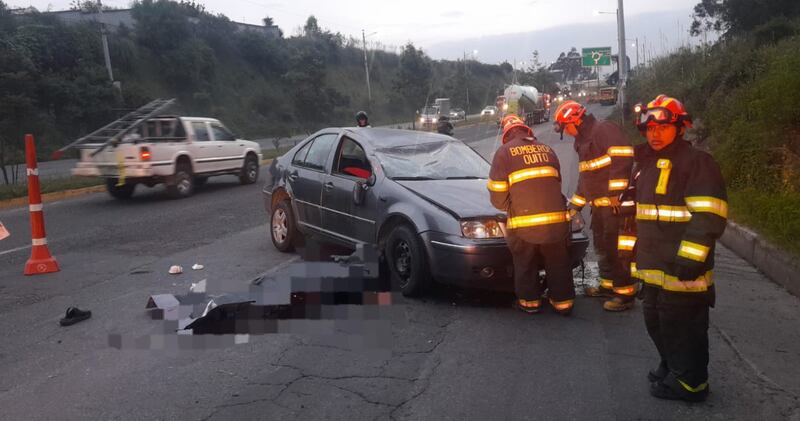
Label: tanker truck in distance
xmin=495 ymin=84 xmax=551 ymax=127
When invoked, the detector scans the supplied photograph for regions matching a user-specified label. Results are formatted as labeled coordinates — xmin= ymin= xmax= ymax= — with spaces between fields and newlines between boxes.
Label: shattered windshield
xmin=375 ymin=140 xmax=489 ymax=180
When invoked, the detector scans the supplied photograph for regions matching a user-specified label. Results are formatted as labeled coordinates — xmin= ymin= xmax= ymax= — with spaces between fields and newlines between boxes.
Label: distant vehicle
xmin=449 ymin=108 xmax=466 ymax=120
xmin=262 ymin=128 xmax=589 ymax=296
xmin=419 ymin=98 xmax=451 ymax=129
xmin=495 ymin=84 xmax=551 ymax=126
xmin=599 ymin=87 xmax=618 ymax=106
xmin=481 ymin=105 xmax=498 ymax=116
xmin=72 ymin=116 xmax=262 ymax=199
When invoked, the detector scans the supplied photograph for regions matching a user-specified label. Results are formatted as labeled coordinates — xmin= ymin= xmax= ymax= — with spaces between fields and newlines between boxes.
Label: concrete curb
xmin=0 ymin=185 xmax=106 ymax=210
xmin=720 ymin=221 xmax=800 ymax=297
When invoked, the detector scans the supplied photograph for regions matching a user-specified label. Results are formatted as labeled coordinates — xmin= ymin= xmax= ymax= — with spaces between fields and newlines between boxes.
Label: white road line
xmin=0 ymin=245 xmax=32 ymax=256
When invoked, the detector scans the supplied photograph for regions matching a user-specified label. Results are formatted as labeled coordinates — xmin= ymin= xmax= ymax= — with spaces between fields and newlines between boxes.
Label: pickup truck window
xmin=192 ymin=122 xmax=210 ymax=142
xmin=210 ymin=123 xmax=235 ymax=141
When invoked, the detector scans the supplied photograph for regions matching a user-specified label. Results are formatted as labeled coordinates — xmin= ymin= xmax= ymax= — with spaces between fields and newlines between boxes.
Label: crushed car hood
xmin=396 ymin=179 xmax=502 ymax=219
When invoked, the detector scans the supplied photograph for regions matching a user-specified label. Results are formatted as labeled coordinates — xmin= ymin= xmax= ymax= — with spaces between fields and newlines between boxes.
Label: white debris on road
xmin=168 ymin=265 xmax=183 ymax=275
xmin=191 ymin=263 xmax=204 ymax=271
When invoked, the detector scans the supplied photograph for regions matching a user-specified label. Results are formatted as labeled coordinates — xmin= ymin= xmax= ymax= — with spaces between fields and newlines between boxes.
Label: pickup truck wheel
xmin=167 ymin=164 xmax=194 ymax=199
xmin=271 ymin=200 xmax=297 ymax=252
xmin=240 ymin=156 xmax=259 ymax=185
xmin=386 ymin=224 xmax=430 ymax=297
xmin=106 ymin=179 xmax=135 ymax=200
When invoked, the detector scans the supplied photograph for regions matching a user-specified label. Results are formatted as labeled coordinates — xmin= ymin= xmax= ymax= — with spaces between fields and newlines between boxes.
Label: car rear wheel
xmin=240 ymin=155 xmax=259 ymax=185
xmin=167 ymin=163 xmax=194 ymax=199
xmin=271 ymin=200 xmax=297 ymax=252
xmin=386 ymin=224 xmax=430 ymax=297
xmin=106 ymin=178 xmax=135 ymax=200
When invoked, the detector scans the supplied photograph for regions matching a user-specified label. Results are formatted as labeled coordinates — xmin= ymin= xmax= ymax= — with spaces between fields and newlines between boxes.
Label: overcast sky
xmin=13 ymin=0 xmax=701 ymax=60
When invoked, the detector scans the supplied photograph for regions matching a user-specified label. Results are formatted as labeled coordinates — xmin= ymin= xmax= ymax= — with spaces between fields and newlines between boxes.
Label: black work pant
xmin=642 ymin=285 xmax=710 ymax=389
xmin=591 ymin=206 xmax=634 ymax=294
xmin=507 ymin=234 xmax=575 ymax=304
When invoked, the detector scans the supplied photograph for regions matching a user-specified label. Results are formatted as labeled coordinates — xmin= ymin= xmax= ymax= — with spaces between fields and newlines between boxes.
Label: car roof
xmin=343 ymin=128 xmax=455 ymax=149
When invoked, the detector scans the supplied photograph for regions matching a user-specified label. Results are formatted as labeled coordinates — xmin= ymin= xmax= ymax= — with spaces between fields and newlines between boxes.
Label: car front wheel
xmin=385 ymin=224 xmax=431 ymax=297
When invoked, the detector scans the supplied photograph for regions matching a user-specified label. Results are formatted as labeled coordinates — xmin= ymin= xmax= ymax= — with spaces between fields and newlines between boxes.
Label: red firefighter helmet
xmin=552 ymin=100 xmax=586 ymax=133
xmin=636 ymin=95 xmax=693 ymax=132
xmin=501 ymin=114 xmax=533 ymax=144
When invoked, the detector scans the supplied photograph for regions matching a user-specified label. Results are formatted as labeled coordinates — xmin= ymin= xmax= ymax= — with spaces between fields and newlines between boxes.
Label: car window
xmin=334 ymin=137 xmax=370 ymax=179
xmin=192 ymin=122 xmax=210 ymax=142
xmin=295 ymin=134 xmax=337 ymax=171
xmin=292 ymin=141 xmax=312 ymax=166
xmin=210 ymin=123 xmax=235 ymax=141
xmin=375 ymin=140 xmax=490 ymax=179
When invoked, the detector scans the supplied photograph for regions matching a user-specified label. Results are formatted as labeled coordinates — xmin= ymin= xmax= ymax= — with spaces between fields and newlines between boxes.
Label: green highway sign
xmin=582 ymin=47 xmax=612 ymax=67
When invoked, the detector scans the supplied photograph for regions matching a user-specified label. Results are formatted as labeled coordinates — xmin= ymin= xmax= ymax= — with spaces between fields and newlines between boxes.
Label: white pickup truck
xmin=72 ymin=116 xmax=262 ymax=199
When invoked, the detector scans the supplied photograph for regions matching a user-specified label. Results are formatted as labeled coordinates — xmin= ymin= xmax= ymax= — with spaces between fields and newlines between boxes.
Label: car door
xmin=320 ymin=136 xmax=377 ymax=244
xmin=287 ymin=133 xmax=338 ymax=231
xmin=189 ymin=121 xmax=219 ymax=173
xmin=209 ymin=122 xmax=244 ymax=171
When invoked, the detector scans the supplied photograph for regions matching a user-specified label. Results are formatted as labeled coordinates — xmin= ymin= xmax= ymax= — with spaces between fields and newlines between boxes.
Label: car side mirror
xmin=366 ymin=172 xmax=376 ymax=187
xmin=353 ymin=180 xmax=368 ymax=206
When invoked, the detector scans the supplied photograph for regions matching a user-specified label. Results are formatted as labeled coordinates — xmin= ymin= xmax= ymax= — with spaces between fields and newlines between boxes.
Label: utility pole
xmin=97 ymin=0 xmax=114 ymax=83
xmin=362 ymin=30 xmax=372 ymax=112
xmin=635 ymin=37 xmax=639 ymax=70
xmin=464 ymin=51 xmax=469 ymax=116
xmin=616 ymin=0 xmax=628 ymax=125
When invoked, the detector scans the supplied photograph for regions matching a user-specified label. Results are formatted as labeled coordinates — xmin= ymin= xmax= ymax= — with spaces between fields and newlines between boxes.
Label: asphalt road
xmin=1 ymin=105 xmax=799 ymax=420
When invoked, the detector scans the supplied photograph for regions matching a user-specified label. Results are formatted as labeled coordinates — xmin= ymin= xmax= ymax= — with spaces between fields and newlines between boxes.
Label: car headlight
xmin=432 ymin=118 xmax=437 ymax=123
xmin=461 ymin=219 xmax=504 ymax=239
xmin=420 ymin=117 xmax=425 ymax=123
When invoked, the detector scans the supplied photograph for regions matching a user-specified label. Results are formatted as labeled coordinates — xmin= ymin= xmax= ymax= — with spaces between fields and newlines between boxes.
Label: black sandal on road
xmin=59 ymin=307 xmax=92 ymax=326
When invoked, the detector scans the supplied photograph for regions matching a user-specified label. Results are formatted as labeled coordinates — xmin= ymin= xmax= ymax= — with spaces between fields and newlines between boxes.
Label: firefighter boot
xmin=516 ymin=299 xmax=541 ymax=314
xmin=650 ymin=373 xmax=709 ymax=403
xmin=648 ymin=361 xmax=669 ymax=383
xmin=603 ymin=296 xmax=635 ymax=312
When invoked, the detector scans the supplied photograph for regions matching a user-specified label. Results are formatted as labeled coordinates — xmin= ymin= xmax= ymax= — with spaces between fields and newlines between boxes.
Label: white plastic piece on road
xmin=190 ymin=279 xmax=207 ymax=294
xmin=191 ymin=263 xmax=204 ymax=271
xmin=168 ymin=265 xmax=183 ymax=275
xmin=0 ymin=221 xmax=9 ymax=241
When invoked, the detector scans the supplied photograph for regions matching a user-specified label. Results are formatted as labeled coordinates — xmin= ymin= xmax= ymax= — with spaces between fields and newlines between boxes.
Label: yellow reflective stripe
xmin=599 ymin=278 xmax=614 ymax=289
xmin=677 ymin=240 xmax=710 ymax=262
xmin=508 ymin=166 xmax=559 ymax=186
xmin=656 ymin=159 xmax=672 ymax=195
xmin=607 ymin=146 xmax=634 ymax=157
xmin=593 ymin=197 xmax=612 ymax=207
xmin=685 ymin=196 xmax=728 ymax=219
xmin=549 ymin=298 xmax=574 ymax=310
xmin=609 ymin=179 xmax=629 ymax=191
xmin=614 ymin=285 xmax=637 ymax=296
xmin=570 ymin=194 xmax=587 ymax=206
xmin=579 ymin=155 xmax=612 ymax=172
xmin=632 ymin=269 xmax=714 ymax=292
xmin=618 ymin=235 xmax=637 ymax=251
xmin=678 ymin=379 xmax=708 ymax=393
xmin=518 ymin=299 xmax=541 ymax=308
xmin=487 ymin=179 xmax=509 ymax=192
xmin=507 ymin=211 xmax=570 ymax=229
xmin=636 ymin=204 xmax=692 ymax=222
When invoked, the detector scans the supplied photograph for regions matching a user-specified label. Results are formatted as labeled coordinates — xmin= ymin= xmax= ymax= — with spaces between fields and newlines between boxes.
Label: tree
xmin=391 ymin=43 xmax=432 ymax=115
xmin=263 ymin=16 xmax=274 ymax=26
xmin=303 ymin=15 xmax=320 ymax=37
xmin=691 ymin=0 xmax=800 ymax=38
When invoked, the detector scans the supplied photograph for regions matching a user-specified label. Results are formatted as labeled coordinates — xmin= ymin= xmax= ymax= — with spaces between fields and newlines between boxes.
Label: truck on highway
xmin=599 ymin=86 xmax=618 ymax=106
xmin=419 ymin=98 xmax=451 ymax=130
xmin=71 ymin=115 xmax=262 ymax=200
xmin=495 ymin=84 xmax=551 ymax=127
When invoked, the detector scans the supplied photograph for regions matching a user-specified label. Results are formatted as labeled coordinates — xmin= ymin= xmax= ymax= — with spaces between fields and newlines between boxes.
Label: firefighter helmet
xmin=636 ymin=95 xmax=693 ymax=132
xmin=552 ymin=100 xmax=586 ymax=134
xmin=355 ymin=111 xmax=369 ymax=127
xmin=501 ymin=114 xmax=533 ymax=144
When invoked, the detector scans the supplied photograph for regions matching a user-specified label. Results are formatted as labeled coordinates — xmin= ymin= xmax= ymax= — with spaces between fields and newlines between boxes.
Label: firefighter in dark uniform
xmin=553 ymin=100 xmax=637 ymax=312
xmin=631 ymin=95 xmax=727 ymax=402
xmin=488 ymin=115 xmax=575 ymax=315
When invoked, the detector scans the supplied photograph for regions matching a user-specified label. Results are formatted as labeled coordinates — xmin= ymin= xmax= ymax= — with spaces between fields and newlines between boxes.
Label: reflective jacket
xmin=631 ymin=139 xmax=728 ymax=294
xmin=488 ymin=135 xmax=569 ymax=244
xmin=568 ymin=115 xmax=634 ymax=209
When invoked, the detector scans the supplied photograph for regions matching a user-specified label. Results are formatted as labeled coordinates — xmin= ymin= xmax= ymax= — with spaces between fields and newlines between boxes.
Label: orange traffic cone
xmin=23 ymin=134 xmax=59 ymax=276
